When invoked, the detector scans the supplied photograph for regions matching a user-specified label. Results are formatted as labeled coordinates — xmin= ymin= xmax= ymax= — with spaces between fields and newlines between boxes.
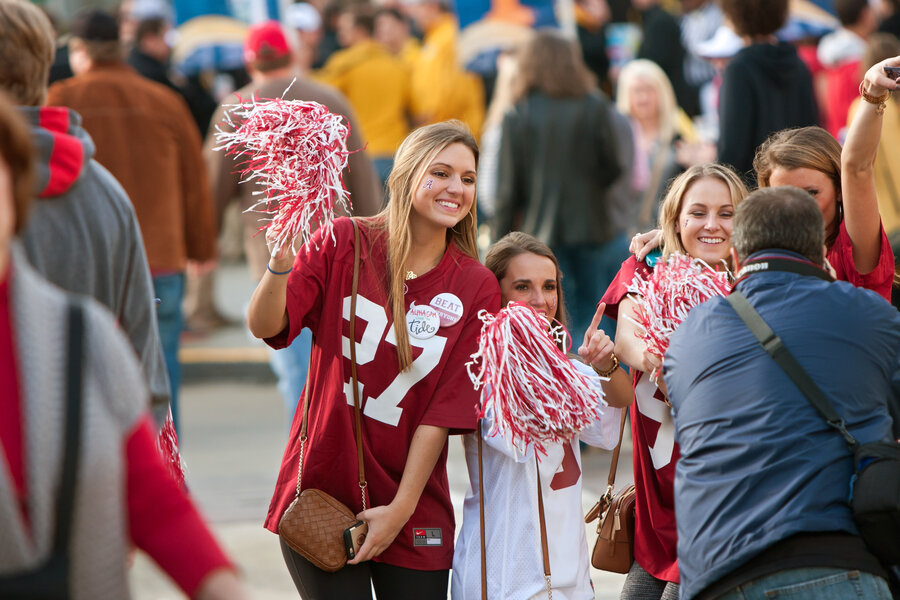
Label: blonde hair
xmin=615 ymin=59 xmax=678 ymax=145
xmin=0 ymin=0 xmax=55 ymax=106
xmin=659 ymin=163 xmax=749 ymax=259
xmin=372 ymin=120 xmax=479 ymax=370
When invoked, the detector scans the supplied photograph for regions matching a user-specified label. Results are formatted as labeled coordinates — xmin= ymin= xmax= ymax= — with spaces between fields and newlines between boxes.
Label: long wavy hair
xmin=615 ymin=59 xmax=678 ymax=146
xmin=753 ymin=126 xmax=843 ymax=249
xmin=659 ymin=163 xmax=748 ymax=262
xmin=371 ymin=120 xmax=479 ymax=371
xmin=509 ymin=30 xmax=596 ymax=104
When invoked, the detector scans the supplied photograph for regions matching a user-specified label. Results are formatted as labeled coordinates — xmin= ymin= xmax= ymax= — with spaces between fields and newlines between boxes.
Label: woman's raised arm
xmin=841 ymin=56 xmax=900 ymax=273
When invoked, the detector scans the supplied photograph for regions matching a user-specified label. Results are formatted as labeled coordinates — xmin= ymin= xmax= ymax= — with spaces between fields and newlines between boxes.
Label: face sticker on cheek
xmin=422 ymin=179 xmax=433 ymax=190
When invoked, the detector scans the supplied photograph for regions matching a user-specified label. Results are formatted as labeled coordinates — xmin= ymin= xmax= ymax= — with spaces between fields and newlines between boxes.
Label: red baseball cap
xmin=243 ymin=21 xmax=291 ymax=64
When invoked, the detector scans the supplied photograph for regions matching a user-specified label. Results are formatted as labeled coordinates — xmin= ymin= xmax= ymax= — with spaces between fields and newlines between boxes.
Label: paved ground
xmin=129 ymin=261 xmax=633 ymax=599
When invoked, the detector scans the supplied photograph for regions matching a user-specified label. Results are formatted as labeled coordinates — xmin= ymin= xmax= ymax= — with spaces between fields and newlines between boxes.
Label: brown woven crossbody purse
xmin=278 ymin=219 xmax=369 ymax=572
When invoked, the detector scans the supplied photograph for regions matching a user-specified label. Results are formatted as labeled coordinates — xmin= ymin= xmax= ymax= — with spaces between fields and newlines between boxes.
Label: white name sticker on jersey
xmin=343 ymin=294 xmax=448 ymax=426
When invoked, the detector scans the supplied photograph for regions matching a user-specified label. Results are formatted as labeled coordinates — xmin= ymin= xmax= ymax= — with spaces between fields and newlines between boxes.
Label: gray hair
xmin=732 ymin=187 xmax=825 ymax=264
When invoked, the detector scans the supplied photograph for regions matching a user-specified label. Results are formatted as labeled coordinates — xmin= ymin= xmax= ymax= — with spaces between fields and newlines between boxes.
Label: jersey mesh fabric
xmin=264 ymin=217 xmax=500 ymax=570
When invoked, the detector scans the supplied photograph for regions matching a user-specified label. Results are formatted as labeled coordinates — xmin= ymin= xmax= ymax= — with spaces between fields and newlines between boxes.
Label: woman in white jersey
xmin=452 ymin=232 xmax=633 ymax=600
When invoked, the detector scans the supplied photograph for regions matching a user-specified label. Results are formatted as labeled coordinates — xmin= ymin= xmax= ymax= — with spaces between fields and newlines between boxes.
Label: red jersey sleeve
xmin=126 ymin=415 xmax=234 ymax=596
xmin=827 ymin=220 xmax=895 ymax=301
xmin=419 ymin=270 xmax=501 ymax=434
xmin=265 ymin=218 xmax=355 ymax=349
xmin=600 ymin=256 xmax=648 ymax=321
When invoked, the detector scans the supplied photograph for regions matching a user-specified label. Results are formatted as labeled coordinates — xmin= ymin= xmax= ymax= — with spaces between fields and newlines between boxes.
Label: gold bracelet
xmin=859 ymin=81 xmax=890 ymax=115
xmin=592 ymin=353 xmax=620 ymax=378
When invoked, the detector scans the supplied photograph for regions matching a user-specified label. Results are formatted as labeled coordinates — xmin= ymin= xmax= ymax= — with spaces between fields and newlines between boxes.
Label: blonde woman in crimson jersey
xmin=248 ymin=120 xmax=500 ymax=599
xmin=600 ymin=163 xmax=747 ymax=600
xmin=452 ymin=232 xmax=633 ymax=600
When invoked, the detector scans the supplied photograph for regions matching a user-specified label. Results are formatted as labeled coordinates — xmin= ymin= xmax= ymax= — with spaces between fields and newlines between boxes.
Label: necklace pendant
xmin=405 ymin=270 xmax=418 ymax=281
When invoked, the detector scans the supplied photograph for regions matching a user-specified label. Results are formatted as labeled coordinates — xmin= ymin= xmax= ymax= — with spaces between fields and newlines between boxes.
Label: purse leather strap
xmin=478 ymin=421 xmax=553 ymax=599
xmin=603 ymin=407 xmax=629 ymax=500
xmin=725 ymin=290 xmax=858 ymax=450
xmin=295 ymin=219 xmax=368 ymax=510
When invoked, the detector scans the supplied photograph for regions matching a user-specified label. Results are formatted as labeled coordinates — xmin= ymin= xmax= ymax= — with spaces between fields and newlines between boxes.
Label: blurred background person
xmin=491 ymin=31 xmax=621 ymax=340
xmin=633 ymin=0 xmax=699 ymax=118
xmin=816 ymin=0 xmax=879 ymax=141
xmin=615 ymin=59 xmax=697 ymax=235
xmin=287 ymin=2 xmax=325 ymax=72
xmin=315 ymin=5 xmax=411 ymax=187
xmin=717 ymin=0 xmax=818 ymax=183
xmin=205 ymin=20 xmax=382 ymax=423
xmin=47 ymin=8 xmax=218 ymax=435
xmin=0 ymin=87 xmax=246 ymax=600
xmin=403 ymin=0 xmax=485 ymax=135
xmin=375 ymin=7 xmax=421 ymax=66
xmin=0 ymin=0 xmax=170 ymax=426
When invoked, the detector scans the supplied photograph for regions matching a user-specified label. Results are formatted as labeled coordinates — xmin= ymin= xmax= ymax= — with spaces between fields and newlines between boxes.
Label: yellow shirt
xmin=314 ymin=39 xmax=411 ymax=157
xmin=848 ymin=98 xmax=900 ymax=234
xmin=410 ymin=15 xmax=485 ymax=137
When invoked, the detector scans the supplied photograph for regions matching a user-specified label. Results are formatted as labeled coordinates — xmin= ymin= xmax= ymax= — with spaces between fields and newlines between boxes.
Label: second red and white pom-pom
xmin=466 ymin=302 xmax=605 ymax=457
xmin=628 ymin=253 xmax=732 ymax=365
xmin=214 ymin=85 xmax=352 ymax=255
xmin=157 ymin=408 xmax=185 ymax=487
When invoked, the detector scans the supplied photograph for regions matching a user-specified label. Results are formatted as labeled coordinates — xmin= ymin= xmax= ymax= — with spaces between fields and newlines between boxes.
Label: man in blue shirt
xmin=664 ymin=186 xmax=899 ymax=600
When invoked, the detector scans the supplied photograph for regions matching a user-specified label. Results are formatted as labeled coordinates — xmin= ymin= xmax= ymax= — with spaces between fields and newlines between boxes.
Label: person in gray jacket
xmin=0 ymin=0 xmax=170 ymax=424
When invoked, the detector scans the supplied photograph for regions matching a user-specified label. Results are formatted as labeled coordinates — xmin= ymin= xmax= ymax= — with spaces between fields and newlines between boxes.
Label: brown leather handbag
xmin=278 ymin=219 xmax=369 ymax=573
xmin=585 ymin=408 xmax=636 ymax=574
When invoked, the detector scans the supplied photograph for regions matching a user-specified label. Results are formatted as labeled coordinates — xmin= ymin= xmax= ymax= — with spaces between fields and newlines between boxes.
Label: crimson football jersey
xmin=600 ymin=256 xmax=679 ymax=583
xmin=827 ymin=219 xmax=894 ymax=301
xmin=264 ymin=218 xmax=500 ymax=570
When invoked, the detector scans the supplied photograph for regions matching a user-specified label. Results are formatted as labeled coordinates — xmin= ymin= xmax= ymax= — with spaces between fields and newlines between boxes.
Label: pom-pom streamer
xmin=466 ymin=302 xmax=605 ymax=456
xmin=214 ymin=84 xmax=352 ymax=255
xmin=157 ymin=408 xmax=185 ymax=487
xmin=627 ymin=254 xmax=732 ymax=376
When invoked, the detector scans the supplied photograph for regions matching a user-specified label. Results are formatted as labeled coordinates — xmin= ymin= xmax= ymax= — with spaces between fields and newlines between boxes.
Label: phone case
xmin=343 ymin=521 xmax=368 ymax=559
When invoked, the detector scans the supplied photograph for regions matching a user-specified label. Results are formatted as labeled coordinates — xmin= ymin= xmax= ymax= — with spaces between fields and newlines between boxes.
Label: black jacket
xmin=493 ymin=92 xmax=621 ymax=246
xmin=717 ymin=42 xmax=818 ymax=184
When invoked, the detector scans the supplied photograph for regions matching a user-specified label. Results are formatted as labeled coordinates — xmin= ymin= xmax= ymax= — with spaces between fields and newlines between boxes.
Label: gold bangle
xmin=592 ymin=353 xmax=620 ymax=378
xmin=859 ymin=81 xmax=889 ymax=115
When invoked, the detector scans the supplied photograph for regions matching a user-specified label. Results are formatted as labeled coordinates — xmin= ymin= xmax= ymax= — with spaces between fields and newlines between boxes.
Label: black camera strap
xmin=735 ymin=256 xmax=834 ymax=286
xmin=725 ymin=291 xmax=858 ymax=449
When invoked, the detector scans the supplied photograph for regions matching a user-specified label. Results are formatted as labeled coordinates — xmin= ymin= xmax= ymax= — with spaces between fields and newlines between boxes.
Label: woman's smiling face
xmin=676 ymin=176 xmax=735 ymax=265
xmin=499 ymin=252 xmax=559 ymax=321
xmin=409 ymin=142 xmax=476 ymax=233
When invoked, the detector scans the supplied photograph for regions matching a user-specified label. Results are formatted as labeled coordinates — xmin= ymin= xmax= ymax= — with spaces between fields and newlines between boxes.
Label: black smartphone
xmin=884 ymin=66 xmax=900 ymax=79
xmin=343 ymin=520 xmax=368 ymax=560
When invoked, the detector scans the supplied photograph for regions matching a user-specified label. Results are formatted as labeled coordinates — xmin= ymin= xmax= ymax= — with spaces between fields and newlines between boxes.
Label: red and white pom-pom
xmin=628 ymin=254 xmax=732 ymax=366
xmin=466 ymin=302 xmax=605 ymax=457
xmin=214 ymin=83 xmax=352 ymax=255
xmin=157 ymin=409 xmax=185 ymax=487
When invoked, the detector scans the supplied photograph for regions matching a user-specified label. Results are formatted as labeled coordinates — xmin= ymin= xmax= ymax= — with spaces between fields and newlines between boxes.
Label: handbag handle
xmin=295 ymin=218 xmax=369 ymax=510
xmin=725 ymin=291 xmax=858 ymax=449
xmin=478 ymin=422 xmax=553 ymax=599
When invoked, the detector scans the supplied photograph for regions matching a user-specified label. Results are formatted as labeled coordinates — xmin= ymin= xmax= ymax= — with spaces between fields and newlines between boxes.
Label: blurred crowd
xmin=1 ymin=0 xmax=900 ymax=597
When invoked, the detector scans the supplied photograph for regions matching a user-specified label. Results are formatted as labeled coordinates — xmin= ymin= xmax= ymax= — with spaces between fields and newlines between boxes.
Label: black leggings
xmin=280 ymin=539 xmax=449 ymax=600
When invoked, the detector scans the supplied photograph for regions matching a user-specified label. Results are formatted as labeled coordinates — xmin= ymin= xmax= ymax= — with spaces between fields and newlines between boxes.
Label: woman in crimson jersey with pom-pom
xmin=600 ymin=163 xmax=747 ymax=600
xmin=247 ymin=121 xmax=500 ymax=599
xmin=452 ymin=232 xmax=632 ymax=600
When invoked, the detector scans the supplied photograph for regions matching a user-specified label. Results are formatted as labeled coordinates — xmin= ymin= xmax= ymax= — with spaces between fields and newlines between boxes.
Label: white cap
xmin=286 ymin=3 xmax=322 ymax=32
xmin=696 ymin=25 xmax=744 ymax=59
